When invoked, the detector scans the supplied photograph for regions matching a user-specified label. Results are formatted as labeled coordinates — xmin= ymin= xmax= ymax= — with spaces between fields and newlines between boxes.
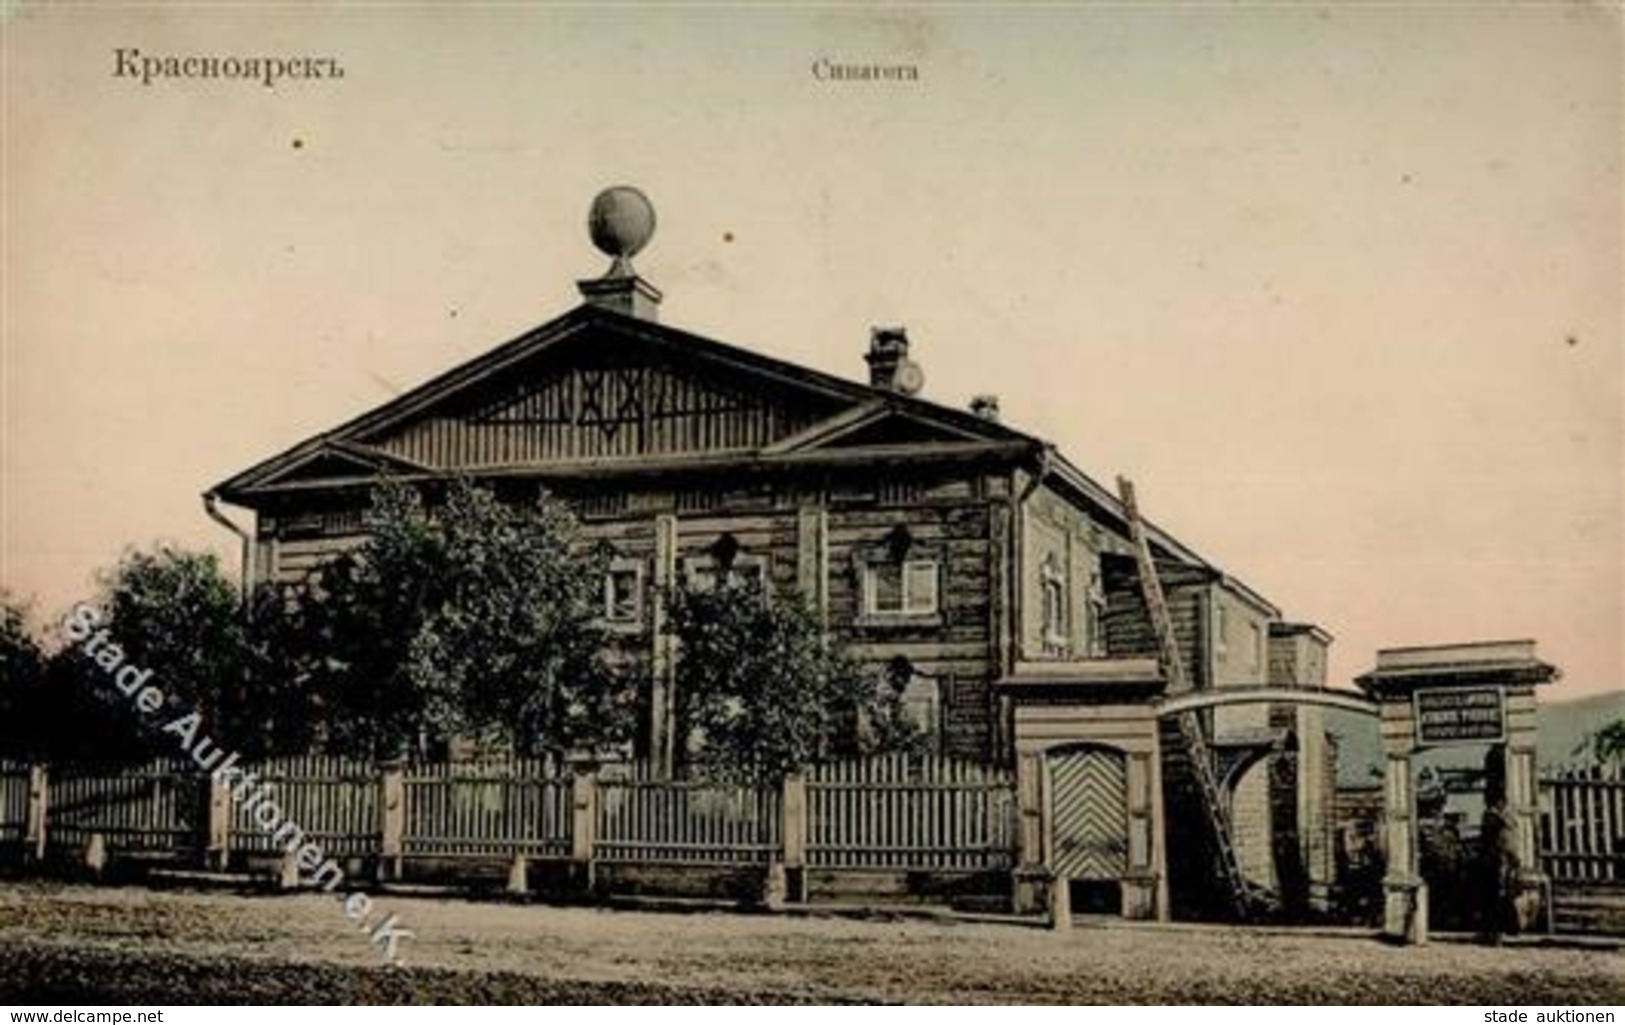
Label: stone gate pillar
xmin=1377 ymin=704 xmax=1426 ymax=943
xmin=1503 ymin=683 xmax=1550 ymax=931
xmin=1357 ymin=640 xmax=1558 ymax=945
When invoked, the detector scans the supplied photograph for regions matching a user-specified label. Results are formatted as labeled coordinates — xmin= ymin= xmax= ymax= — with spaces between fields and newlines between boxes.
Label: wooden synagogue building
xmin=209 ymin=188 xmax=1341 ymax=918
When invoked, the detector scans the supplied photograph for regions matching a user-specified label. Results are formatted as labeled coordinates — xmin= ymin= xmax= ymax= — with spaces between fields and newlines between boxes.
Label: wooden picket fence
xmin=1540 ymin=763 xmax=1625 ymax=883
xmin=808 ymin=752 xmax=1015 ymax=871
xmin=44 ymin=759 xmax=202 ymax=853
xmin=231 ymin=755 xmax=379 ymax=857
xmin=0 ymin=761 xmax=32 ymax=844
xmin=403 ymin=759 xmax=571 ymax=859
xmin=596 ymin=774 xmax=781 ymax=866
xmin=0 ymin=752 xmax=1017 ymax=880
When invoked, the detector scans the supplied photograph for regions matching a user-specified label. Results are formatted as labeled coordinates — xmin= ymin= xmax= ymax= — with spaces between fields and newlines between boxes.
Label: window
xmin=883 ymin=658 xmax=941 ymax=745
xmin=1040 ymin=553 xmax=1067 ymax=654
xmin=601 ymin=560 xmax=644 ymax=628
xmin=1086 ymin=570 xmax=1108 ymax=657
xmin=855 ymin=524 xmax=941 ymax=623
xmin=682 ymin=554 xmax=767 ymax=594
xmin=863 ymin=559 xmax=938 ymax=616
xmin=899 ymin=674 xmax=942 ymax=741
xmin=1214 ymin=602 xmax=1229 ymax=658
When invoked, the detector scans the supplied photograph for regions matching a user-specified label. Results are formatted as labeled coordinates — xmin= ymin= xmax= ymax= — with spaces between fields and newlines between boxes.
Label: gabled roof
xmin=209 ymin=301 xmax=1263 ymax=595
xmin=212 ymin=303 xmax=1034 ymax=501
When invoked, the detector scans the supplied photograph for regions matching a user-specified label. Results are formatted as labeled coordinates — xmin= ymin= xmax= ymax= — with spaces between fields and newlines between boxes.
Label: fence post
xmin=781 ymin=771 xmax=807 ymax=903
xmin=378 ymin=761 xmax=404 ymax=882
xmin=206 ymin=771 xmax=232 ymax=871
xmin=1048 ymin=873 xmax=1072 ymax=931
xmin=570 ymin=768 xmax=598 ymax=896
xmin=25 ymin=764 xmax=47 ymax=862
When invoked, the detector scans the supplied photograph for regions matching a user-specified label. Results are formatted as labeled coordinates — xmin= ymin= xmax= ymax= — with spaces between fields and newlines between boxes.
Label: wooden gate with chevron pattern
xmin=1046 ymin=745 xmax=1129 ymax=880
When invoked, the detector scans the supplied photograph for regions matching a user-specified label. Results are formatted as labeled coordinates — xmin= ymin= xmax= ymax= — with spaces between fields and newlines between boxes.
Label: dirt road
xmin=1 ymin=883 xmax=1619 ymax=1004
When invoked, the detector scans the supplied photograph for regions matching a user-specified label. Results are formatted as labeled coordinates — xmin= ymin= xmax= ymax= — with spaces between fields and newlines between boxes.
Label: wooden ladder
xmin=1117 ymin=476 xmax=1252 ymax=921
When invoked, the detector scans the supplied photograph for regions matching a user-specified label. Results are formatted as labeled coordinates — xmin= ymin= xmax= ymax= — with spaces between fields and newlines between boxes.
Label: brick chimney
xmin=866 ymin=327 xmax=923 ymax=394
xmin=969 ymin=394 xmax=1001 ymax=422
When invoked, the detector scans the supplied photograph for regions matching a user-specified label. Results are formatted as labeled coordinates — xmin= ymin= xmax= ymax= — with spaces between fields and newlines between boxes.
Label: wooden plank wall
xmin=259 ymin=469 xmax=1004 ymax=758
xmin=1101 ymin=585 xmax=1205 ymax=688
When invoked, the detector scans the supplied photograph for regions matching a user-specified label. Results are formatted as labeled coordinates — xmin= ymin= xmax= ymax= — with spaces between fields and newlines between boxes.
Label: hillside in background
xmin=1325 ymin=689 xmax=1624 ymax=789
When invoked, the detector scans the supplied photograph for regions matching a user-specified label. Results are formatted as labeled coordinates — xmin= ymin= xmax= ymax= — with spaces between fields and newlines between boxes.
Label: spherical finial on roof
xmin=588 ymin=186 xmax=656 ymax=262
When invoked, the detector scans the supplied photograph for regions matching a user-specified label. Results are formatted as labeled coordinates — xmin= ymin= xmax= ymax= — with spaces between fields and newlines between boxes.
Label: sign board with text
xmin=1413 ymin=686 xmax=1505 ymax=746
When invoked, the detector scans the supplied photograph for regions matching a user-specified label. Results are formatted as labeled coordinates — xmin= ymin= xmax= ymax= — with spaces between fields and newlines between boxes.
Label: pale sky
xmin=2 ymin=4 xmax=1620 ymax=700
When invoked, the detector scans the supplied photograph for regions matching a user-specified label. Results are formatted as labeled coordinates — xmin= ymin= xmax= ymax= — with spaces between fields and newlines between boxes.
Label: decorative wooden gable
xmin=252 ymin=443 xmax=429 ymax=485
xmin=764 ymin=401 xmax=999 ymax=455
xmin=360 ymin=334 xmax=842 ymax=468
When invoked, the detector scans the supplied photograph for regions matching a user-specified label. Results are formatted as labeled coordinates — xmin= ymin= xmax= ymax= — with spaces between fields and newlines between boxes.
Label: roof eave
xmin=217 ymin=437 xmax=1038 ymax=506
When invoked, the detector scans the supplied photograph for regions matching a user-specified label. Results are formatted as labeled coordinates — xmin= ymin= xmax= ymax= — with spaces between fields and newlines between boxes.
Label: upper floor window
xmin=601 ymin=558 xmax=645 ymax=630
xmin=682 ymin=533 xmax=768 ymax=595
xmin=865 ymin=559 xmax=939 ymax=616
xmin=1086 ymin=569 xmax=1108 ymax=657
xmin=1214 ymin=602 xmax=1229 ymax=658
xmin=855 ymin=524 xmax=941 ymax=622
xmin=1040 ymin=553 xmax=1068 ymax=655
xmin=685 ymin=556 xmax=766 ymax=593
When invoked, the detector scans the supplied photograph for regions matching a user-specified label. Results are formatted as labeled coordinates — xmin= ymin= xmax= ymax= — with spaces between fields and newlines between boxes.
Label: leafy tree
xmin=0 ymin=551 xmax=263 ymax=763
xmin=1592 ymin=719 xmax=1625 ymax=764
xmin=0 ymin=593 xmax=50 ymax=758
xmin=664 ymin=576 xmax=918 ymax=784
xmin=91 ymin=546 xmax=253 ymax=726
xmin=287 ymin=478 xmax=635 ymax=760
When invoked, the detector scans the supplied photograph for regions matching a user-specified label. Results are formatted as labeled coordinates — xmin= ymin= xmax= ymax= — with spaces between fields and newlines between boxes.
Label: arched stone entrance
xmin=1154 ymin=684 xmax=1381 ymax=921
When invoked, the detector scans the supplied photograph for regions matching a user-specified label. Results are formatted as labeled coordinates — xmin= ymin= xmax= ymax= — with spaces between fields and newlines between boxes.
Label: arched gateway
xmin=1001 ymin=639 xmax=1556 ymax=944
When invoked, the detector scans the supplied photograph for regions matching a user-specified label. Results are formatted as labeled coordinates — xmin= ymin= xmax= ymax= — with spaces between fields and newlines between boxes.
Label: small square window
xmin=864 ymin=559 xmax=938 ymax=616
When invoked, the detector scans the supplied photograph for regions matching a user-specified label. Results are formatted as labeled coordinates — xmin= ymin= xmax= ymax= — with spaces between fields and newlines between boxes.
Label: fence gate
xmin=1046 ymin=745 xmax=1128 ymax=880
